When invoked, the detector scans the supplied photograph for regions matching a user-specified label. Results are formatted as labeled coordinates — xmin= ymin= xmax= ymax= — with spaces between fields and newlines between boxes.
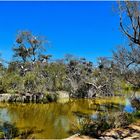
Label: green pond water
xmin=0 ymin=92 xmax=139 ymax=139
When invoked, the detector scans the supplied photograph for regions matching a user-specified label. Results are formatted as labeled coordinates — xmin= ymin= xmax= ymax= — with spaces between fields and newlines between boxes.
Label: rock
xmin=56 ymin=91 xmax=69 ymax=99
xmin=0 ymin=94 xmax=16 ymax=102
xmin=101 ymin=119 xmax=140 ymax=139
xmin=0 ymin=92 xmax=58 ymax=103
xmin=66 ymin=134 xmax=95 ymax=140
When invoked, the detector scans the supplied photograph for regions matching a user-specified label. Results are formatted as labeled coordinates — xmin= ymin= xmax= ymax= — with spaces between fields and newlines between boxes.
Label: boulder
xmin=56 ymin=91 xmax=69 ymax=99
xmin=0 ymin=94 xmax=13 ymax=102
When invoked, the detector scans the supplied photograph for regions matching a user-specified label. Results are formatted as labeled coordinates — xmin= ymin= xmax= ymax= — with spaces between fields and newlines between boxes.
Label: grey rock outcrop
xmin=0 ymin=93 xmax=45 ymax=103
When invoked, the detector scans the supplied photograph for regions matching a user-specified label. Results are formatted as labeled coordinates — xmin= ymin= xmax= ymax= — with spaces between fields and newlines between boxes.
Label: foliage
xmin=72 ymin=112 xmax=133 ymax=138
xmin=13 ymin=31 xmax=46 ymax=62
xmin=114 ymin=1 xmax=140 ymax=88
xmin=65 ymin=57 xmax=93 ymax=96
xmin=44 ymin=62 xmax=67 ymax=91
xmin=0 ymin=122 xmax=19 ymax=139
xmin=0 ymin=121 xmax=43 ymax=139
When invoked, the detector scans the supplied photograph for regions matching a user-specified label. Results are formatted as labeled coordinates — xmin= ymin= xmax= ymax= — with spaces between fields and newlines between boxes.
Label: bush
xmin=45 ymin=92 xmax=58 ymax=102
xmin=72 ymin=112 xmax=133 ymax=138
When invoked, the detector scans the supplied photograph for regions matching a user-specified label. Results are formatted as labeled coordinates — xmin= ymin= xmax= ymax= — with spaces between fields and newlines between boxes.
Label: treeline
xmin=0 ymin=40 xmax=121 ymax=97
xmin=0 ymin=1 xmax=140 ymax=98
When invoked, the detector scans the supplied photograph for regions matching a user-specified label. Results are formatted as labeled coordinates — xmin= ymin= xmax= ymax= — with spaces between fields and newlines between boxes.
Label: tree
xmin=119 ymin=1 xmax=140 ymax=46
xmin=114 ymin=1 xmax=140 ymax=88
xmin=44 ymin=62 xmax=66 ymax=91
xmin=66 ymin=56 xmax=93 ymax=97
xmin=12 ymin=31 xmax=50 ymax=77
xmin=113 ymin=45 xmax=140 ymax=87
xmin=13 ymin=31 xmax=46 ymax=63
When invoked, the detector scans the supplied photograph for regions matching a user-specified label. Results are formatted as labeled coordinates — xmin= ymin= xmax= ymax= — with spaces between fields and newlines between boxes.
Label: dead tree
xmin=119 ymin=1 xmax=140 ymax=46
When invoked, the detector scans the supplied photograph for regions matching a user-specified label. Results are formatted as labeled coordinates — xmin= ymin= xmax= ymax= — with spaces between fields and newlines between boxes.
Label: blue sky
xmin=0 ymin=1 xmax=126 ymax=63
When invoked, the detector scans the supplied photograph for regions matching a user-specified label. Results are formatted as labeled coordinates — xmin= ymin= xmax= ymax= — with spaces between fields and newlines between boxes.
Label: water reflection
xmin=124 ymin=99 xmax=136 ymax=113
xmin=0 ymin=95 xmax=138 ymax=139
xmin=0 ymin=108 xmax=11 ymax=122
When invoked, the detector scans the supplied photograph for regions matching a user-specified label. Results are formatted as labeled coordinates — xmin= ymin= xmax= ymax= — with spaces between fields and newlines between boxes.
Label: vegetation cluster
xmin=0 ymin=1 xmax=139 ymax=101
